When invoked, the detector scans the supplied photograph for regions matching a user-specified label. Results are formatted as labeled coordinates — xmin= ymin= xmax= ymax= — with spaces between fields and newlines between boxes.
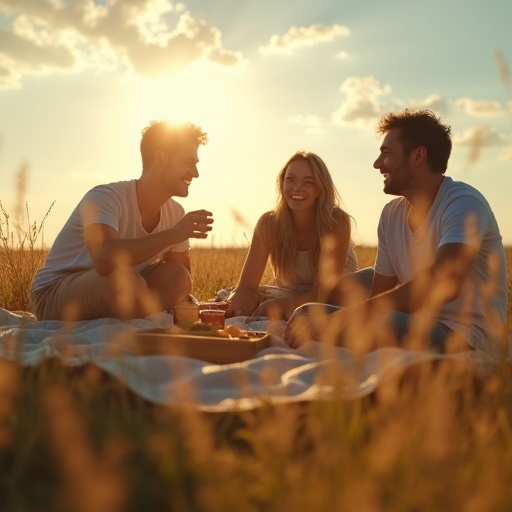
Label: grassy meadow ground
xmin=0 ymin=239 xmax=512 ymax=510
xmin=189 ymin=245 xmax=378 ymax=301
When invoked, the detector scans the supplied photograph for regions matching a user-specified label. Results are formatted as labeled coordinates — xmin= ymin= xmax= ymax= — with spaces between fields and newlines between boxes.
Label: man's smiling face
xmin=373 ymin=128 xmax=414 ymax=196
xmin=160 ymin=141 xmax=199 ymax=197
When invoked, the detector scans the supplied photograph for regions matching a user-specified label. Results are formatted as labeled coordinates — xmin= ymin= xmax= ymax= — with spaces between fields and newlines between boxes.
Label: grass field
xmin=188 ymin=245 xmax=379 ymax=302
xmin=1 ymin=220 xmax=512 ymax=509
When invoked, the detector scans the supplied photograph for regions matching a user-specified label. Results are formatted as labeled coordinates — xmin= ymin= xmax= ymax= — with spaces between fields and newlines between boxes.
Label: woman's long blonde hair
xmin=259 ymin=151 xmax=351 ymax=282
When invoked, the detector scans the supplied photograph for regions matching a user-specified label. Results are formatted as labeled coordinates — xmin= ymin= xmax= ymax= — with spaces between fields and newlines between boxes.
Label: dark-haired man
xmin=31 ymin=120 xmax=213 ymax=320
xmin=285 ymin=109 xmax=508 ymax=352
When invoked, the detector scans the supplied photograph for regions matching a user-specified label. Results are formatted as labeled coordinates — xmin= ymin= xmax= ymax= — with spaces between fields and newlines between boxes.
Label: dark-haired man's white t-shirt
xmin=31 ymin=180 xmax=189 ymax=292
xmin=375 ymin=176 xmax=508 ymax=350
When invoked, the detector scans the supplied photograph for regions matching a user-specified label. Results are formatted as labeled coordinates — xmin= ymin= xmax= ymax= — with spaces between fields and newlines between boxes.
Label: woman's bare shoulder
xmin=256 ymin=211 xmax=276 ymax=230
xmin=254 ymin=211 xmax=278 ymax=246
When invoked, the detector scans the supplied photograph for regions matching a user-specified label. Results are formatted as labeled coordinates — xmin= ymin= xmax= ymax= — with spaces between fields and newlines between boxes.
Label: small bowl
xmin=173 ymin=304 xmax=200 ymax=328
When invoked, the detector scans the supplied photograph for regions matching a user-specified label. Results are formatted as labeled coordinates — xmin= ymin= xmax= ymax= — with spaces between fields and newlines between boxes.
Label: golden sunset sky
xmin=1 ymin=0 xmax=511 ymax=248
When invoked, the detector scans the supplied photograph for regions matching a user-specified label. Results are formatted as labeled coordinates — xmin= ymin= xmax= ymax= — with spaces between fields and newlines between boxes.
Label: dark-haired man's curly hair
xmin=377 ymin=109 xmax=452 ymax=173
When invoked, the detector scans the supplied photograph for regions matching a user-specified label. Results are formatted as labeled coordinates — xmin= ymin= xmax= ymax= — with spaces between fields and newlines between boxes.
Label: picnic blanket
xmin=0 ymin=307 xmax=509 ymax=412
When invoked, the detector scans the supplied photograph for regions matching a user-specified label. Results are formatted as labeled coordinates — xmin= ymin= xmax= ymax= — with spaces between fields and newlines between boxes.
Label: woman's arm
xmin=253 ymin=213 xmax=352 ymax=320
xmin=315 ymin=212 xmax=351 ymax=302
xmin=227 ymin=217 xmax=271 ymax=315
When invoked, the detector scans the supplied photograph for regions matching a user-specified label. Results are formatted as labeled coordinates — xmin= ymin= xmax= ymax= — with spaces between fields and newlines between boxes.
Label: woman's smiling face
xmin=282 ymin=158 xmax=320 ymax=212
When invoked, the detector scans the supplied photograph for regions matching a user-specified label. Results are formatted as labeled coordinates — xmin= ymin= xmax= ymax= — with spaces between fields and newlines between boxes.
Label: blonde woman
xmin=227 ymin=151 xmax=358 ymax=320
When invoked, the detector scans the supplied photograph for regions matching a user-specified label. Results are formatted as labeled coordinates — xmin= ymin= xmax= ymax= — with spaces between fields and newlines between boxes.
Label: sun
xmin=130 ymin=62 xmax=233 ymax=136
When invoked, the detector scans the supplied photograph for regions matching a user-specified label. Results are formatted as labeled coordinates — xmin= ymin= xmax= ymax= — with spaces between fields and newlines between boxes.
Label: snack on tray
xmin=189 ymin=321 xmax=218 ymax=332
xmin=174 ymin=321 xmax=262 ymax=340
xmin=217 ymin=324 xmax=259 ymax=339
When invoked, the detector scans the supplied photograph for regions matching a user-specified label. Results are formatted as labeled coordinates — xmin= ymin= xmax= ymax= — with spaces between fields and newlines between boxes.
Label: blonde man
xmin=31 ymin=120 xmax=213 ymax=320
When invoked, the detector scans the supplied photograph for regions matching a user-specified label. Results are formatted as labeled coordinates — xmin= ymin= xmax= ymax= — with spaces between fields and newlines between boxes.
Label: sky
xmin=0 ymin=0 xmax=511 ymax=250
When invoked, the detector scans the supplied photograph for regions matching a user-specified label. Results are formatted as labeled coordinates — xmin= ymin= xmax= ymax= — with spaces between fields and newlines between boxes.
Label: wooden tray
xmin=127 ymin=328 xmax=271 ymax=364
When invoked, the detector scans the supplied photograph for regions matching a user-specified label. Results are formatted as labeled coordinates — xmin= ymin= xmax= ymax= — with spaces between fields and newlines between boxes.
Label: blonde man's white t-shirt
xmin=32 ymin=180 xmax=189 ymax=292
xmin=375 ymin=176 xmax=508 ymax=350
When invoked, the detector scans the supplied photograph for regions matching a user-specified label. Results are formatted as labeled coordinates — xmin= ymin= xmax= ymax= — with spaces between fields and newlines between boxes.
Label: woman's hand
xmin=224 ymin=301 xmax=241 ymax=318
xmin=226 ymin=286 xmax=260 ymax=317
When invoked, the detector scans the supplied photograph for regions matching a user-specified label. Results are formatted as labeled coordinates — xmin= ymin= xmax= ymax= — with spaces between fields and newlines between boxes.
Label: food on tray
xmin=170 ymin=320 xmax=264 ymax=340
xmin=188 ymin=321 xmax=219 ymax=332
xmin=224 ymin=324 xmax=241 ymax=336
xmin=217 ymin=324 xmax=262 ymax=340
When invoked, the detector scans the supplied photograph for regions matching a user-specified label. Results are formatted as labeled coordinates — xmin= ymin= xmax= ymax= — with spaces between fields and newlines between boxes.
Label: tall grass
xmin=0 ymin=51 xmax=510 ymax=512
xmin=190 ymin=245 xmax=378 ymax=301
xmin=2 ymin=67 xmax=512 ymax=506
xmin=0 ymin=215 xmax=512 ymax=509
xmin=1 ymin=335 xmax=512 ymax=510
xmin=0 ymin=200 xmax=54 ymax=311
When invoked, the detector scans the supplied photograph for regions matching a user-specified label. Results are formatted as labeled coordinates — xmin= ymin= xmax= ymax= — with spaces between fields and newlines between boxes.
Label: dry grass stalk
xmin=495 ymin=50 xmax=510 ymax=89
xmin=0 ymin=200 xmax=54 ymax=311
xmin=0 ymin=205 xmax=511 ymax=510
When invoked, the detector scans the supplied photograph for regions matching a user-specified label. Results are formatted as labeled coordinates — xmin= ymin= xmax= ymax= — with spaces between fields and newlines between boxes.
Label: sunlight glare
xmin=131 ymin=62 xmax=233 ymax=137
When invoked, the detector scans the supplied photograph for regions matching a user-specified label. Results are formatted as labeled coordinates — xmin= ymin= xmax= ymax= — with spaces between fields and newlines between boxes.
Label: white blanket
xmin=0 ymin=307 xmax=508 ymax=412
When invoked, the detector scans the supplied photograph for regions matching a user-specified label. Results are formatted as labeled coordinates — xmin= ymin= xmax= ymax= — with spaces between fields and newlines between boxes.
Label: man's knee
xmin=168 ymin=263 xmax=192 ymax=297
xmin=81 ymin=270 xmax=148 ymax=319
xmin=144 ymin=261 xmax=191 ymax=286
xmin=142 ymin=261 xmax=192 ymax=308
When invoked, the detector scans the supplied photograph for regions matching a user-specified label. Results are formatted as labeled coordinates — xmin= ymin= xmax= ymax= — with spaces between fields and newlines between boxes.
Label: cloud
xmin=408 ymin=94 xmax=447 ymax=114
xmin=288 ymin=114 xmax=326 ymax=134
xmin=202 ymin=26 xmax=245 ymax=69
xmin=0 ymin=0 xmax=245 ymax=89
xmin=453 ymin=125 xmax=511 ymax=147
xmin=335 ymin=50 xmax=349 ymax=60
xmin=451 ymin=97 xmax=505 ymax=117
xmin=260 ymin=23 xmax=349 ymax=56
xmin=453 ymin=125 xmax=512 ymax=163
xmin=331 ymin=75 xmax=394 ymax=128
xmin=500 ymin=145 xmax=512 ymax=161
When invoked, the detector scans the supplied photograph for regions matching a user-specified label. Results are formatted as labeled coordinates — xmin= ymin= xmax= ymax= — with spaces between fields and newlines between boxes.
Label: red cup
xmin=200 ymin=309 xmax=225 ymax=328
xmin=200 ymin=301 xmax=231 ymax=312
